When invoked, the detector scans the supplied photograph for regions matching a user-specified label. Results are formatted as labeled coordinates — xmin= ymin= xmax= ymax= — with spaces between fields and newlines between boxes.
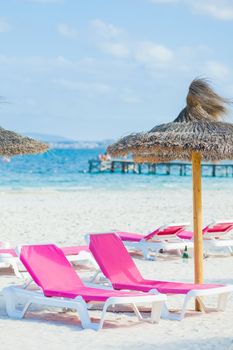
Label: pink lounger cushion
xmin=0 ymin=248 xmax=17 ymax=257
xmin=177 ymin=222 xmax=233 ymax=240
xmin=115 ymin=232 xmax=145 ymax=242
xmin=115 ymin=225 xmax=186 ymax=242
xmin=20 ymin=244 xmax=145 ymax=302
xmin=177 ymin=230 xmax=193 ymax=240
xmin=60 ymin=245 xmax=90 ymax=256
xmin=89 ymin=233 xmax=224 ymax=295
xmin=206 ymin=223 xmax=233 ymax=233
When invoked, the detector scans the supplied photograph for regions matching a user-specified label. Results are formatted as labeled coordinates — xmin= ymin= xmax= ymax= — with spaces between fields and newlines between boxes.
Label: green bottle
xmin=182 ymin=246 xmax=189 ymax=262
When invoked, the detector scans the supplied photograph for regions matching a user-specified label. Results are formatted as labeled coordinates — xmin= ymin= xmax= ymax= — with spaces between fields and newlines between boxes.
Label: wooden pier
xmin=88 ymin=159 xmax=233 ymax=177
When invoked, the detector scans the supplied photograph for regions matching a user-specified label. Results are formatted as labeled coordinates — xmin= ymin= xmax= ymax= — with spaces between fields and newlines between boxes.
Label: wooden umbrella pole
xmin=192 ymin=151 xmax=203 ymax=311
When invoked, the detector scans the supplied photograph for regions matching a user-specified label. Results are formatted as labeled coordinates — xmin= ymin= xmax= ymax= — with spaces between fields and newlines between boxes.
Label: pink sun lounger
xmin=177 ymin=221 xmax=233 ymax=255
xmin=101 ymin=223 xmax=193 ymax=260
xmin=89 ymin=233 xmax=233 ymax=320
xmin=2 ymin=244 xmax=167 ymax=330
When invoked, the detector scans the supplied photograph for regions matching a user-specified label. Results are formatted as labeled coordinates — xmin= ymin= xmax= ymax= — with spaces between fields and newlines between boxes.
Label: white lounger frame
xmin=0 ymin=243 xmax=22 ymax=277
xmin=2 ymin=285 xmax=167 ymax=331
xmin=203 ymin=239 xmax=233 ymax=255
xmin=66 ymin=250 xmax=99 ymax=269
xmin=0 ymin=255 xmax=23 ymax=278
xmin=120 ymin=220 xmax=233 ymax=259
xmin=202 ymin=220 xmax=233 ymax=255
xmin=86 ymin=280 xmax=233 ymax=321
xmin=159 ymin=285 xmax=233 ymax=320
xmin=120 ymin=223 xmax=193 ymax=260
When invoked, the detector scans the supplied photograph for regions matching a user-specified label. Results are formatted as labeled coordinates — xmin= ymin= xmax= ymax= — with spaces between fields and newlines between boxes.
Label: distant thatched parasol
xmin=108 ymin=78 xmax=233 ymax=311
xmin=0 ymin=127 xmax=49 ymax=157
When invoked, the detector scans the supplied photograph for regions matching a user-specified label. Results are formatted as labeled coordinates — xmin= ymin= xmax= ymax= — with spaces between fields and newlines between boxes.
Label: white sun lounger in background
xmin=178 ymin=220 xmax=233 ymax=255
xmin=87 ymin=223 xmax=192 ymax=260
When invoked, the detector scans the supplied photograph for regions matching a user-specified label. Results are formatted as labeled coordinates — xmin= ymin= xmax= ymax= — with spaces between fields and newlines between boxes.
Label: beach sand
xmin=0 ymin=187 xmax=232 ymax=350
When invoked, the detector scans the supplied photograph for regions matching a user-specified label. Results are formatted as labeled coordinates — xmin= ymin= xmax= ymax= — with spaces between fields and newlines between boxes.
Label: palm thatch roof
xmin=107 ymin=79 xmax=233 ymax=162
xmin=0 ymin=127 xmax=49 ymax=157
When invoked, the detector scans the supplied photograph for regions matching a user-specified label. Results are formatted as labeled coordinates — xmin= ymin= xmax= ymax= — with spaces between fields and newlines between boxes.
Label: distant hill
xmin=23 ymin=132 xmax=75 ymax=143
xmin=23 ymin=132 xmax=113 ymax=149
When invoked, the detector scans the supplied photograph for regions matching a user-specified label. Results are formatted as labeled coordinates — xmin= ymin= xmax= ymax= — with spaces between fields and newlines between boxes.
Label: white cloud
xmin=0 ymin=18 xmax=11 ymax=33
xmin=193 ymin=1 xmax=233 ymax=21
xmin=149 ymin=0 xmax=179 ymax=3
xmin=149 ymin=0 xmax=233 ymax=21
xmin=91 ymin=19 xmax=174 ymax=67
xmin=204 ymin=61 xmax=230 ymax=80
xmin=53 ymin=79 xmax=111 ymax=94
xmin=121 ymin=89 xmax=141 ymax=104
xmin=90 ymin=19 xmax=122 ymax=38
xmin=135 ymin=41 xmax=174 ymax=64
xmin=90 ymin=19 xmax=130 ymax=58
xmin=101 ymin=42 xmax=130 ymax=58
xmin=27 ymin=0 xmax=63 ymax=3
xmin=0 ymin=54 xmax=95 ymax=74
xmin=58 ymin=24 xmax=78 ymax=39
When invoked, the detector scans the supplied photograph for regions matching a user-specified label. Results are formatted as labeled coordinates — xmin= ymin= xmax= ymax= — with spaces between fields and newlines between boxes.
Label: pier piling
xmin=88 ymin=159 xmax=233 ymax=178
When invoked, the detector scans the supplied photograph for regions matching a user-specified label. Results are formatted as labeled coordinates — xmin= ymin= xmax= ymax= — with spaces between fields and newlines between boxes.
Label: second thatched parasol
xmin=0 ymin=127 xmax=49 ymax=157
xmin=107 ymin=78 xmax=233 ymax=311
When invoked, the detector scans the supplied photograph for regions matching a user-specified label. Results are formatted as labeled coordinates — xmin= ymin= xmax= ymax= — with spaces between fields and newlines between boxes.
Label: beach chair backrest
xmin=205 ymin=222 xmax=233 ymax=234
xmin=89 ymin=233 xmax=143 ymax=285
xmin=20 ymin=244 xmax=84 ymax=294
xmin=144 ymin=224 xmax=186 ymax=241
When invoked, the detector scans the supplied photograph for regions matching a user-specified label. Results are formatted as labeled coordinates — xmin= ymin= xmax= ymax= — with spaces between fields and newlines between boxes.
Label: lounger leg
xmin=89 ymin=269 xmax=102 ymax=283
xmin=73 ymin=297 xmax=93 ymax=329
xmin=3 ymin=288 xmax=31 ymax=319
xmin=130 ymin=300 xmax=163 ymax=323
xmin=141 ymin=247 xmax=149 ymax=260
xmin=4 ymin=289 xmax=93 ymax=329
xmin=151 ymin=301 xmax=163 ymax=323
xmin=11 ymin=261 xmax=23 ymax=279
xmin=179 ymin=295 xmax=192 ymax=320
xmin=160 ymin=295 xmax=192 ymax=321
xmin=217 ymin=293 xmax=230 ymax=311
xmin=227 ymin=246 xmax=233 ymax=255
xmin=142 ymin=247 xmax=156 ymax=261
xmin=159 ymin=289 xmax=231 ymax=321
xmin=161 ymin=303 xmax=170 ymax=319
xmin=95 ymin=299 xmax=112 ymax=330
xmin=131 ymin=303 xmax=143 ymax=320
xmin=94 ymin=295 xmax=165 ymax=331
xmin=197 ymin=293 xmax=231 ymax=312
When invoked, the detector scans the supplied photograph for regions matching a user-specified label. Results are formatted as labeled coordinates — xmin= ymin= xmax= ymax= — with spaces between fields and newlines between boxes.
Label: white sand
xmin=0 ymin=187 xmax=232 ymax=350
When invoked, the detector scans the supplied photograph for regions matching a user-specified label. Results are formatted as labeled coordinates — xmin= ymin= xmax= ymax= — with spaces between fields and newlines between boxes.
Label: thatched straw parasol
xmin=108 ymin=78 xmax=233 ymax=311
xmin=0 ymin=127 xmax=49 ymax=157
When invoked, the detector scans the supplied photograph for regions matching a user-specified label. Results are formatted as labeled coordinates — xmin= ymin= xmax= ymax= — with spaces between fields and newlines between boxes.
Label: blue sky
xmin=0 ymin=0 xmax=233 ymax=140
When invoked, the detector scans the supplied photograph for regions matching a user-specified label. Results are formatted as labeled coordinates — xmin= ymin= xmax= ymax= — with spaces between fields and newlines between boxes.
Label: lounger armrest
xmin=187 ymin=285 xmax=233 ymax=298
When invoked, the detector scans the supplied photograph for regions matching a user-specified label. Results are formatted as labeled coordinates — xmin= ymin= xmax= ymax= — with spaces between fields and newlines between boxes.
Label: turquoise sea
xmin=0 ymin=148 xmax=233 ymax=191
